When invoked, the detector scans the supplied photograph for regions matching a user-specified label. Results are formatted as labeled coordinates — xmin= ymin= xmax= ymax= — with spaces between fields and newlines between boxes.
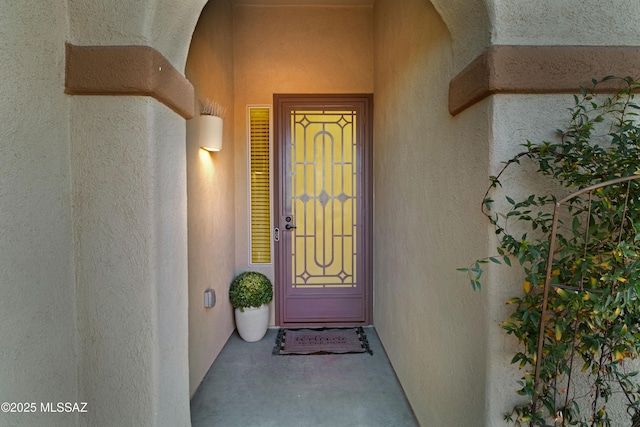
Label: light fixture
xmin=199 ymin=98 xmax=225 ymax=152
xmin=199 ymin=115 xmax=223 ymax=152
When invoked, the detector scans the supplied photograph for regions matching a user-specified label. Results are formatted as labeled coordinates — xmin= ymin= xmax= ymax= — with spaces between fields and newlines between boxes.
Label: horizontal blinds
xmin=250 ymin=107 xmax=271 ymax=264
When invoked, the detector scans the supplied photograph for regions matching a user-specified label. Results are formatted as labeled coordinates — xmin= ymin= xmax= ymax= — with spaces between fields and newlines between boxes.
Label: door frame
xmin=273 ymin=94 xmax=373 ymax=327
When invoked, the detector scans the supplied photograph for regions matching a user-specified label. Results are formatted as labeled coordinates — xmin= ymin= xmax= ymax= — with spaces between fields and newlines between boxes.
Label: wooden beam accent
xmin=449 ymin=45 xmax=640 ymax=116
xmin=65 ymin=43 xmax=195 ymax=119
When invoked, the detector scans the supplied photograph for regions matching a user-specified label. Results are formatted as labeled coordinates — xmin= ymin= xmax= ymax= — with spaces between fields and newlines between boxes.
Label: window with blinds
xmin=249 ymin=107 xmax=272 ymax=264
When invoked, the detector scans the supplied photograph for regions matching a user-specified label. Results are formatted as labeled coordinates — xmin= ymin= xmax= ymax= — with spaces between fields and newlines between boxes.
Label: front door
xmin=274 ymin=94 xmax=372 ymax=326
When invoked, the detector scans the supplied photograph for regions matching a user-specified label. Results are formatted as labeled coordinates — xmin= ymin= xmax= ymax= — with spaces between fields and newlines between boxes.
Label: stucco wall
xmin=6 ymin=0 xmax=640 ymax=426
xmin=232 ymin=4 xmax=374 ymax=325
xmin=481 ymin=1 xmax=640 ymax=424
xmin=372 ymin=0 xmax=491 ymax=425
xmin=430 ymin=0 xmax=491 ymax=70
xmin=72 ymin=97 xmax=156 ymax=426
xmin=490 ymin=0 xmax=640 ymax=46
xmin=0 ymin=1 xmax=78 ymax=426
xmin=484 ymin=96 xmax=640 ymax=425
xmin=67 ymin=0 xmax=197 ymax=425
xmin=1 ymin=0 xmax=209 ymax=424
xmin=150 ymin=102 xmax=191 ymax=425
xmin=482 ymin=95 xmax=574 ymax=424
xmin=185 ymin=0 xmax=237 ymax=396
xmin=71 ymin=100 xmax=190 ymax=426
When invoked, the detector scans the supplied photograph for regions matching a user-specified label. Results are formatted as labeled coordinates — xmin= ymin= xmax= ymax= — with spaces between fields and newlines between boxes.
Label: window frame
xmin=247 ymin=104 xmax=274 ymax=266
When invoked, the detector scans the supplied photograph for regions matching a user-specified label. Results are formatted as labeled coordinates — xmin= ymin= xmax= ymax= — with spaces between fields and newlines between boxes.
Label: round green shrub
xmin=229 ymin=272 xmax=273 ymax=311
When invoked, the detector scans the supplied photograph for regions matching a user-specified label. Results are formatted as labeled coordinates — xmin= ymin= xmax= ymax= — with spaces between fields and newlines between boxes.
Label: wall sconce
xmin=199 ymin=115 xmax=223 ymax=152
xmin=199 ymin=98 xmax=226 ymax=152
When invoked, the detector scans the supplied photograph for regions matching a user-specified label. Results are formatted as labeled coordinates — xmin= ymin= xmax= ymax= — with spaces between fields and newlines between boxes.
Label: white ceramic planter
xmin=234 ymin=305 xmax=269 ymax=342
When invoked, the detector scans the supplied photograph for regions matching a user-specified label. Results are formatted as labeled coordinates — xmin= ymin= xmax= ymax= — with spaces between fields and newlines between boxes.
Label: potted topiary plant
xmin=229 ymin=271 xmax=273 ymax=342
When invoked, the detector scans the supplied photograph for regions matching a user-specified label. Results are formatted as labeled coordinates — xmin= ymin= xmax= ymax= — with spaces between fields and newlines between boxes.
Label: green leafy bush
xmin=229 ymin=271 xmax=273 ymax=311
xmin=460 ymin=76 xmax=640 ymax=426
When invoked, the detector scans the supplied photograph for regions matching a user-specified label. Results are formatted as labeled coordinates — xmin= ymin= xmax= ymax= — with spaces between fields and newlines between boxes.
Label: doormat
xmin=273 ymin=327 xmax=372 ymax=355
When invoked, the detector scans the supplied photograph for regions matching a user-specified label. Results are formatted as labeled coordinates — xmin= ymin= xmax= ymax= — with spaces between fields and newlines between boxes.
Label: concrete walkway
xmin=190 ymin=327 xmax=418 ymax=427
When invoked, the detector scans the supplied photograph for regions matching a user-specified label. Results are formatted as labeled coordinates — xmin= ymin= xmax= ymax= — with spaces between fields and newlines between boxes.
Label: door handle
xmin=284 ymin=215 xmax=296 ymax=230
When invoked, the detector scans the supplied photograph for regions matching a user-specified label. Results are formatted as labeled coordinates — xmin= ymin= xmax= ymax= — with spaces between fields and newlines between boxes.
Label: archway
xmin=66 ymin=0 xmax=494 ymax=425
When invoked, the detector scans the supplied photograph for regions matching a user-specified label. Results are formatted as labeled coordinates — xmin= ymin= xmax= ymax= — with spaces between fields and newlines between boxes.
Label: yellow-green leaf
xmin=555 ymin=324 xmax=562 ymax=341
xmin=614 ymin=348 xmax=624 ymax=361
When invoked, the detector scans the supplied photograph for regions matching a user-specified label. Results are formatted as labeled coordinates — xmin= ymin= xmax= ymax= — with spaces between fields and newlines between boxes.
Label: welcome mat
xmin=273 ymin=327 xmax=372 ymax=355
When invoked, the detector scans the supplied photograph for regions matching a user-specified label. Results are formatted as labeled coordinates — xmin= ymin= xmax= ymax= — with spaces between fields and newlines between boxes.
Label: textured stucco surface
xmin=67 ymin=0 xmax=194 ymax=423
xmin=151 ymin=0 xmax=209 ymax=67
xmin=71 ymin=96 xmax=190 ymax=426
xmin=491 ymin=0 xmax=640 ymax=46
xmin=0 ymin=1 xmax=78 ymax=426
xmin=372 ymin=0 xmax=490 ymax=425
xmin=67 ymin=0 xmax=205 ymax=74
xmin=72 ymin=97 xmax=157 ymax=426
xmin=479 ymin=2 xmax=640 ymax=424
xmin=483 ymin=95 xmax=640 ymax=424
xmin=430 ymin=0 xmax=491 ymax=70
xmin=185 ymin=0 xmax=237 ymax=396
xmin=150 ymin=100 xmax=191 ymax=426
xmin=232 ymin=3 xmax=374 ymax=325
xmin=0 ymin=1 xmax=196 ymax=426
xmin=68 ymin=0 xmax=152 ymax=46
xmin=5 ymin=1 xmax=640 ymax=426
xmin=484 ymin=94 xmax=575 ymax=423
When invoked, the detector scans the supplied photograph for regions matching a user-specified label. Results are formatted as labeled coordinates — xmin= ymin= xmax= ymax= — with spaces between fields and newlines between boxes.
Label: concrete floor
xmin=190 ymin=327 xmax=419 ymax=427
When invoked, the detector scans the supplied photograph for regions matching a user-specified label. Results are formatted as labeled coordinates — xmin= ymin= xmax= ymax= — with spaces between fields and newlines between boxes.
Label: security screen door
xmin=274 ymin=95 xmax=372 ymax=326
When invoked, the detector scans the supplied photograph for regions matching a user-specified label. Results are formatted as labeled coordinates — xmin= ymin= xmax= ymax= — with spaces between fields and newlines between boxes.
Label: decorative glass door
xmin=274 ymin=95 xmax=372 ymax=326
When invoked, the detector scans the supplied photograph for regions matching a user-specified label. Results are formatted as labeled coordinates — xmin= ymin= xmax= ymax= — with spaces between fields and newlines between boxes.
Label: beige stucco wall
xmin=484 ymin=96 xmax=640 ymax=425
xmin=5 ymin=1 xmax=640 ymax=426
xmin=68 ymin=0 xmax=203 ymax=65
xmin=430 ymin=0 xmax=491 ymax=70
xmin=71 ymin=97 xmax=188 ymax=426
xmin=482 ymin=95 xmax=575 ymax=423
xmin=490 ymin=0 xmax=640 ymax=46
xmin=372 ymin=0 xmax=491 ymax=425
xmin=185 ymin=0 xmax=237 ymax=396
xmin=0 ymin=1 xmax=78 ymax=426
xmin=68 ymin=0 xmax=198 ymax=422
xmin=481 ymin=1 xmax=640 ymax=424
xmin=0 ymin=0 xmax=202 ymax=426
xmin=232 ymin=3 xmax=374 ymax=325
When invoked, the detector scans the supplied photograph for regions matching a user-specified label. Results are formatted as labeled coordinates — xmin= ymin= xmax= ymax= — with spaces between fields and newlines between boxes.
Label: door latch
xmin=274 ymin=227 xmax=280 ymax=242
xmin=284 ymin=215 xmax=296 ymax=230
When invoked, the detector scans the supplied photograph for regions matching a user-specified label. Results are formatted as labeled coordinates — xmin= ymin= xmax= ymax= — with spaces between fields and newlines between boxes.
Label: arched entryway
xmin=63 ymin=0 xmax=492 ymax=425
xmin=183 ymin=1 xmax=492 ymax=426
